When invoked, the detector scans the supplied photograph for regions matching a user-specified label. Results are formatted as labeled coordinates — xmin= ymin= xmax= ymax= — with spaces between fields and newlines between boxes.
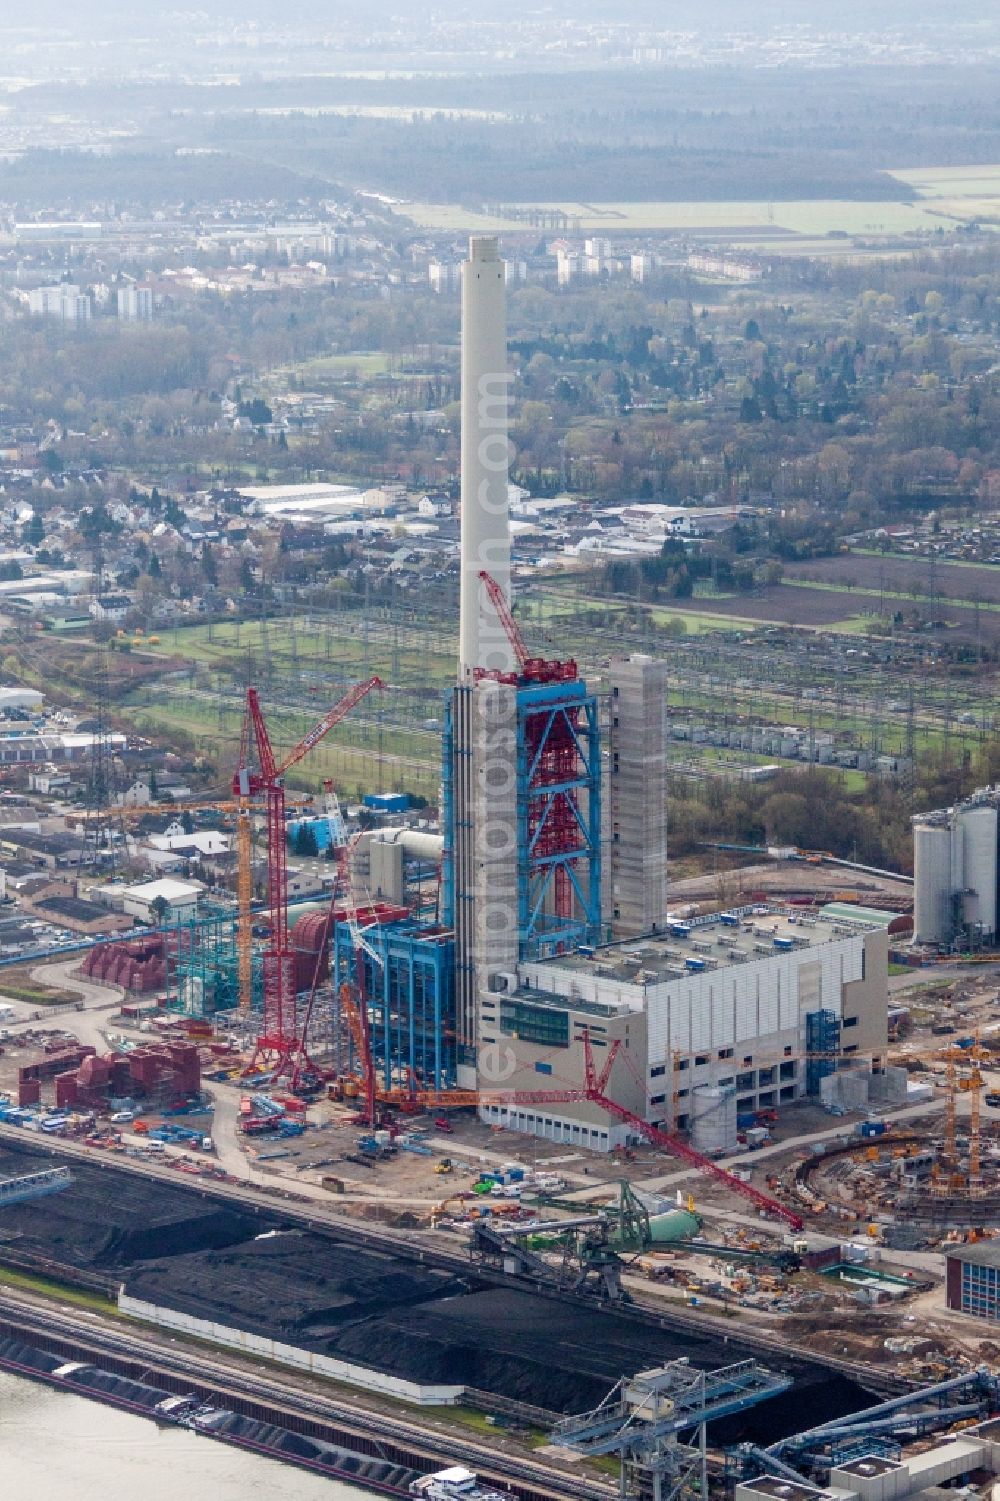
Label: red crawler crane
xmin=381 ymin=1032 xmax=804 ymax=1233
xmin=578 ymin=1036 xmax=805 ymax=1232
xmin=234 ymin=676 xmax=383 ymax=1082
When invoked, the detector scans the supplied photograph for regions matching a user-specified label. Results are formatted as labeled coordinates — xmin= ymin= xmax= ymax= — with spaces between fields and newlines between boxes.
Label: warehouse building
xmin=945 ymin=1242 xmax=1000 ymax=1321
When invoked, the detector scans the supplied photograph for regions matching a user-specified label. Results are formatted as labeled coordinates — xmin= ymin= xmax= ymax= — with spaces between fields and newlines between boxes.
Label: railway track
xmin=0 ymin=1292 xmax=614 ymax=1501
xmin=0 ymin=1124 xmax=907 ymax=1396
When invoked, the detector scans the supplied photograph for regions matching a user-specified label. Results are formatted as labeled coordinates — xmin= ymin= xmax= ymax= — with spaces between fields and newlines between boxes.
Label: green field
xmin=405 ymin=164 xmax=1000 ymax=246
xmin=131 ymin=693 xmax=440 ymax=801
xmin=141 ymin=616 xmax=456 ymax=688
xmin=288 ymin=352 xmax=393 ymax=377
xmin=404 ymin=198 xmax=967 ymax=238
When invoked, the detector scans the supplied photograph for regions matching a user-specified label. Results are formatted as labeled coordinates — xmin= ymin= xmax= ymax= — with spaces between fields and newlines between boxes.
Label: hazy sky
xmin=12 ymin=0 xmax=999 ymax=27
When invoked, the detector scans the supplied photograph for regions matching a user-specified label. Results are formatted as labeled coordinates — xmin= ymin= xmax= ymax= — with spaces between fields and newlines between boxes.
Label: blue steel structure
xmin=442 ymin=674 xmax=602 ymax=960
xmin=332 ymin=918 xmax=455 ymax=1092
xmin=0 ymin=1166 xmax=74 ymax=1208
xmin=517 ymin=676 xmax=602 ymax=958
xmin=553 ymin=1359 xmax=792 ymax=1501
xmin=806 ymin=1008 xmax=842 ymax=1095
xmin=734 ymin=1367 xmax=1000 ymax=1484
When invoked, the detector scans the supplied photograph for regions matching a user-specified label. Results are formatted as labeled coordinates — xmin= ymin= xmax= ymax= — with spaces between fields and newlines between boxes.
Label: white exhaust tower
xmin=459 ymin=235 xmax=513 ymax=679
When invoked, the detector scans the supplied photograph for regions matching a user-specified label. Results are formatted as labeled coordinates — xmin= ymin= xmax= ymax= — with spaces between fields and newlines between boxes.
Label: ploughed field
xmin=0 ymin=1140 xmax=870 ymax=1434
xmin=665 ymin=553 xmax=1000 ymax=642
xmin=784 ymin=554 xmax=1000 ymax=606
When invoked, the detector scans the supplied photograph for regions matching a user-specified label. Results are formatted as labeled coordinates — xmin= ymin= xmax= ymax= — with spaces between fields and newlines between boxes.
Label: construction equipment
xmin=476 ymin=570 xmax=597 ymax=929
xmin=740 ymin=1368 xmax=1000 ymax=1483
xmin=234 ymin=676 xmax=383 ymax=1082
xmin=378 ymin=1033 xmax=804 ymax=1232
xmin=337 ymin=979 xmax=377 ymax=1126
xmin=107 ymin=794 xmax=312 ymax=1014
xmin=554 ymin=1358 xmax=793 ymax=1501
xmin=476 ymin=569 xmax=578 ymax=684
xmin=0 ymin=1166 xmax=74 ymax=1208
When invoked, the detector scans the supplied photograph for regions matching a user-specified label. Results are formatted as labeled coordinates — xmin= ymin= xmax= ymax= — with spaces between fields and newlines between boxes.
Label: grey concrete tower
xmin=459 ymin=235 xmax=513 ymax=679
xmin=449 ymin=236 xmax=518 ymax=1087
xmin=606 ymin=654 xmax=670 ymax=938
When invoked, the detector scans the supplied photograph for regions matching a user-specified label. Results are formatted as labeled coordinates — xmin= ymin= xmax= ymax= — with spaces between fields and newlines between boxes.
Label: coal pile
xmin=0 ymin=1142 xmax=258 ymax=1270
xmin=0 ymin=1140 xmax=872 ymax=1426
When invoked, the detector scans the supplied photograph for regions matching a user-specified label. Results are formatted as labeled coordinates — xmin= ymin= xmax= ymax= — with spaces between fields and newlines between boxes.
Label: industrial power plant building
xmin=481 ymin=906 xmax=889 ymax=1151
xmin=913 ymin=787 xmax=1000 ymax=949
xmin=330 ymin=234 xmax=890 ymax=1154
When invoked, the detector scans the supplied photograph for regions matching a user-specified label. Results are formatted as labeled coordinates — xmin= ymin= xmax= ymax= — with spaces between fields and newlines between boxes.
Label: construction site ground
xmin=4 ymin=955 xmax=1000 ymax=1388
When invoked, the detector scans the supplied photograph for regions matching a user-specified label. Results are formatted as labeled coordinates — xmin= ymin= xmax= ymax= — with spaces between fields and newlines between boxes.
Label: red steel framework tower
xmin=476 ymin=571 xmax=601 ymax=947
xmin=234 ymin=676 xmax=383 ymax=1081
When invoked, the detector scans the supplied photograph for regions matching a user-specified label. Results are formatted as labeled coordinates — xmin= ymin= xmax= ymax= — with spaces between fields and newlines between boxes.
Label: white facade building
xmin=479 ymin=906 xmax=888 ymax=1150
xmin=116 ymin=284 xmax=154 ymax=321
xmin=428 ymin=261 xmax=461 ymax=294
xmin=122 ymin=877 xmax=201 ymax=923
xmin=27 ymin=285 xmax=92 ymax=323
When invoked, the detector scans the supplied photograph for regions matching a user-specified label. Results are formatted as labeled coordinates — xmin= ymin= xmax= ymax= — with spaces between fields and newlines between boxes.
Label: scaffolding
xmin=332 ymin=916 xmax=455 ymax=1092
xmin=806 ymin=1008 xmax=842 ymax=1096
xmin=168 ymin=904 xmax=244 ymax=1018
xmin=443 ymin=675 xmax=602 ymax=962
xmin=517 ymin=677 xmax=602 ymax=957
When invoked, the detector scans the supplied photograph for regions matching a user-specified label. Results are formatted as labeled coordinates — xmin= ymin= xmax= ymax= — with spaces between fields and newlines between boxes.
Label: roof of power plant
xmin=534 ymin=906 xmax=884 ymax=989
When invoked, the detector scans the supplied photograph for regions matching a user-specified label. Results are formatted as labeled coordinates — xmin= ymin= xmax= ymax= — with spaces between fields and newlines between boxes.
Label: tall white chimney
xmin=459 ymin=235 xmax=513 ymax=680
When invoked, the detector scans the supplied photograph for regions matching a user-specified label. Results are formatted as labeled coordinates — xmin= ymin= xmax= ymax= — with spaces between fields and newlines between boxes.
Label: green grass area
xmin=131 ymin=696 xmax=440 ymax=800
xmin=888 ymin=963 xmax=911 ymax=976
xmin=651 ymin=607 xmax=766 ymax=634
xmin=0 ymin=1264 xmax=117 ymax=1314
xmin=281 ymin=352 xmax=394 ymax=379
xmin=0 ymin=983 xmax=78 ymax=1005
xmin=839 ymin=769 xmax=869 ymax=792
xmin=142 ymin=617 xmax=456 ymax=688
xmin=405 ymin=198 xmax=963 ymax=238
xmin=826 ymin=616 xmax=887 ymax=637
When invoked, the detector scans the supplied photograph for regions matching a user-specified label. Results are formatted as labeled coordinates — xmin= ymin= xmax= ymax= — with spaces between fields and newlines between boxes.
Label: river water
xmin=0 ymin=1369 xmax=382 ymax=1499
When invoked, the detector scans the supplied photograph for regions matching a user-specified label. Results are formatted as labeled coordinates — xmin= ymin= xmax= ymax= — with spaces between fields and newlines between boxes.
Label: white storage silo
xmin=913 ymin=822 xmax=955 ymax=946
xmin=689 ymin=1084 xmax=737 ymax=1155
xmin=958 ymin=803 xmax=998 ymax=943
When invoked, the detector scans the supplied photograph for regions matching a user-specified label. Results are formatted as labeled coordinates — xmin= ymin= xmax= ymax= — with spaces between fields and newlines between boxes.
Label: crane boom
xmin=375 ymin=1032 xmax=803 ymax=1232
xmin=234 ymin=676 xmax=383 ymax=1082
xmin=277 ymin=677 xmax=385 ymax=778
xmin=587 ymin=1090 xmax=804 ymax=1231
xmin=477 ymin=570 xmax=577 ymax=683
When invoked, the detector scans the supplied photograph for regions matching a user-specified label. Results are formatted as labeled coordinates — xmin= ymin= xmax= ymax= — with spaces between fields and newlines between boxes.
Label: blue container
xmin=362 ymin=793 xmax=411 ymax=813
xmin=737 ymin=1114 xmax=756 ymax=1129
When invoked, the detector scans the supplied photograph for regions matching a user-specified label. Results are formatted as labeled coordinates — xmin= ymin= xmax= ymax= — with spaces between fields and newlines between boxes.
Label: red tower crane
xmin=477 ymin=569 xmax=589 ymax=922
xmin=476 ymin=569 xmax=578 ymax=683
xmin=234 ymin=676 xmax=384 ymax=1081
